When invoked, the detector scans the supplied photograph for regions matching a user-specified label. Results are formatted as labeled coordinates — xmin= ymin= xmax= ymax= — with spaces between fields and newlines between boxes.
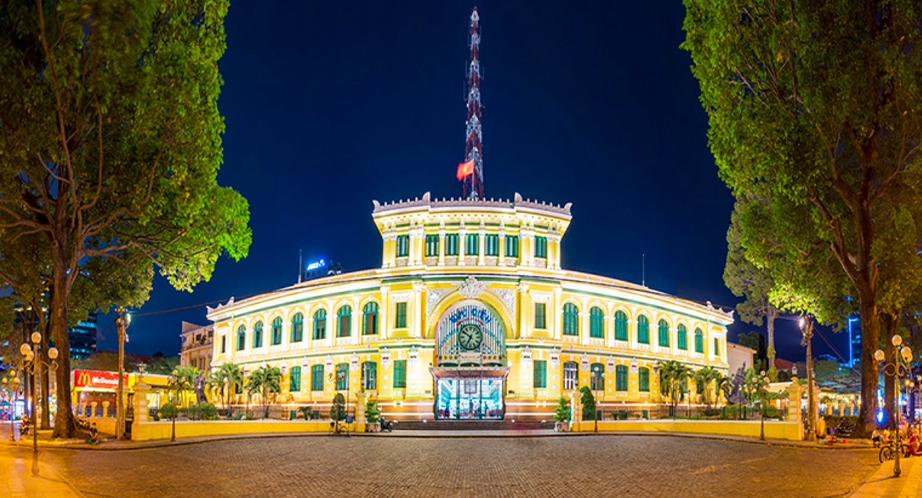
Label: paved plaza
xmin=4 ymin=434 xmax=883 ymax=498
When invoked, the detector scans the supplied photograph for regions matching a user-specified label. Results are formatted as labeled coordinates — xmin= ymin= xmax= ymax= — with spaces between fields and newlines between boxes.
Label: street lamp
xmin=758 ymin=370 xmax=771 ymax=441
xmin=875 ymin=334 xmax=913 ymax=478
xmin=590 ymin=364 xmax=603 ymax=433
xmin=800 ymin=316 xmax=817 ymax=442
xmin=169 ymin=369 xmax=179 ymax=442
xmin=20 ymin=331 xmax=59 ymax=476
xmin=2 ymin=369 xmax=21 ymax=441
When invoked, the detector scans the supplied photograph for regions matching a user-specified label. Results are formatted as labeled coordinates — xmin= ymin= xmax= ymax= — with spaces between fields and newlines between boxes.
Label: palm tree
xmin=656 ymin=360 xmax=691 ymax=419
xmin=173 ymin=366 xmax=198 ymax=408
xmin=208 ymin=363 xmax=244 ymax=411
xmin=246 ymin=365 xmax=281 ymax=418
xmin=715 ymin=373 xmax=732 ymax=404
xmin=694 ymin=366 xmax=720 ymax=410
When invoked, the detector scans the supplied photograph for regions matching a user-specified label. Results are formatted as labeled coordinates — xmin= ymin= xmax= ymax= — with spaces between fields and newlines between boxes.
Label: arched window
xmin=335 ymin=363 xmax=349 ymax=390
xmin=677 ymin=324 xmax=687 ymax=350
xmin=313 ymin=309 xmax=327 ymax=340
xmin=363 ymin=302 xmax=379 ymax=335
xmin=614 ymin=310 xmax=628 ymax=341
xmin=236 ymin=325 xmax=246 ymax=351
xmin=563 ymin=303 xmax=579 ymax=336
xmin=337 ymin=305 xmax=352 ymax=338
xmin=289 ymin=366 xmax=301 ymax=392
xmin=694 ymin=328 xmax=704 ymax=353
xmin=291 ymin=313 xmax=304 ymax=343
xmin=639 ymin=367 xmax=650 ymax=392
xmin=563 ymin=361 xmax=578 ymax=390
xmin=615 ymin=365 xmax=628 ymax=391
xmin=637 ymin=315 xmax=650 ymax=344
xmin=271 ymin=316 xmax=283 ymax=345
xmin=589 ymin=307 xmax=604 ymax=339
xmin=253 ymin=321 xmax=263 ymax=348
xmin=590 ymin=363 xmax=605 ymax=390
xmin=658 ymin=319 xmax=670 ymax=347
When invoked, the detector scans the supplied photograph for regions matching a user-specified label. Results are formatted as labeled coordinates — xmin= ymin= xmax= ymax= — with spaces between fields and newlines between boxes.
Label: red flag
xmin=456 ymin=159 xmax=474 ymax=181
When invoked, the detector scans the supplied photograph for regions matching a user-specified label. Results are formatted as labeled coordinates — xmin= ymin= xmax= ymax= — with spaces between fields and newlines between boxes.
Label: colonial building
xmin=206 ymin=192 xmax=733 ymax=421
xmin=179 ymin=321 xmax=214 ymax=373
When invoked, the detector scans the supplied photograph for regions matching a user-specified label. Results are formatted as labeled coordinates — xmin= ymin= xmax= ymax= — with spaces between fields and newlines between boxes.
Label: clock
xmin=458 ymin=324 xmax=483 ymax=351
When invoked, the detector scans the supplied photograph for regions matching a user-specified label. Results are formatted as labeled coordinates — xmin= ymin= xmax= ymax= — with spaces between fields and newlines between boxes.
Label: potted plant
xmin=554 ymin=396 xmax=571 ymax=432
xmin=365 ymin=398 xmax=381 ymax=432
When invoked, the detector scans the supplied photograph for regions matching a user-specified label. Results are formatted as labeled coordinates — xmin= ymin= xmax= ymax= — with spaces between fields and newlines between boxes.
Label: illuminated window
xmin=535 ymin=236 xmax=547 ymax=258
xmin=695 ymin=328 xmax=704 ymax=353
xmin=253 ymin=321 xmax=263 ymax=348
xmin=313 ymin=309 xmax=327 ymax=340
xmin=393 ymin=360 xmax=407 ymax=389
xmin=614 ymin=311 xmax=628 ymax=341
xmin=290 ymin=366 xmax=301 ymax=392
xmin=236 ymin=326 xmax=245 ymax=351
xmin=335 ymin=363 xmax=349 ymax=390
xmin=363 ymin=302 xmax=379 ymax=335
xmin=590 ymin=363 xmax=605 ymax=390
xmin=505 ymin=235 xmax=519 ymax=258
xmin=658 ymin=319 xmax=670 ymax=347
xmin=677 ymin=324 xmax=687 ymax=350
xmin=396 ymin=235 xmax=409 ymax=257
xmin=311 ymin=365 xmax=324 ymax=391
xmin=271 ymin=317 xmax=283 ymax=345
xmin=590 ymin=307 xmax=604 ymax=339
xmin=445 ymin=234 xmax=459 ymax=256
xmin=534 ymin=303 xmax=547 ymax=329
xmin=562 ymin=303 xmax=579 ymax=336
xmin=425 ymin=234 xmax=440 ymax=257
xmin=485 ymin=234 xmax=499 ymax=256
xmin=337 ymin=305 xmax=352 ymax=338
xmin=533 ymin=360 xmax=547 ymax=389
xmin=395 ymin=302 xmax=407 ymax=328
xmin=637 ymin=315 xmax=650 ymax=344
xmin=362 ymin=361 xmax=377 ymax=391
xmin=291 ymin=313 xmax=304 ymax=343
xmin=563 ymin=361 xmax=578 ymax=390
xmin=466 ymin=233 xmax=479 ymax=255
xmin=639 ymin=367 xmax=650 ymax=392
xmin=615 ymin=365 xmax=628 ymax=391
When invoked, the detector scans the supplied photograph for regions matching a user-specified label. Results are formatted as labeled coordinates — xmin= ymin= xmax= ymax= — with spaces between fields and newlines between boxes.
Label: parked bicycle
xmin=879 ymin=438 xmax=909 ymax=463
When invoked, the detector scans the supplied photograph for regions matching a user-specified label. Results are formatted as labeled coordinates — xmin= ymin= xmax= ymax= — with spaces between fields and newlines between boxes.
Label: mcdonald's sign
xmin=72 ymin=369 xmax=127 ymax=390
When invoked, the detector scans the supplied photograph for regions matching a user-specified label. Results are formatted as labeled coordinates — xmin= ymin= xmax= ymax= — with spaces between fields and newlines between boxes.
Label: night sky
xmin=102 ymin=1 xmax=850 ymax=365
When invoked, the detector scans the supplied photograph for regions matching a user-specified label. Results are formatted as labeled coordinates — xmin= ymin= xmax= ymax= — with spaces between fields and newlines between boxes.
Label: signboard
xmin=306 ymin=259 xmax=326 ymax=271
xmin=73 ymin=369 xmax=128 ymax=390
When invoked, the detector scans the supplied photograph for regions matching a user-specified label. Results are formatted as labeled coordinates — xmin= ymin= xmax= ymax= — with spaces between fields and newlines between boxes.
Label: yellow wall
xmin=577 ymin=420 xmax=804 ymax=441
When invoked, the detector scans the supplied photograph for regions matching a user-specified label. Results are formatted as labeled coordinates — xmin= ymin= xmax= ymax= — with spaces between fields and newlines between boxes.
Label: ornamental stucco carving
xmin=487 ymin=287 xmax=515 ymax=317
xmin=426 ymin=287 xmax=452 ymax=317
xmin=457 ymin=275 xmax=486 ymax=299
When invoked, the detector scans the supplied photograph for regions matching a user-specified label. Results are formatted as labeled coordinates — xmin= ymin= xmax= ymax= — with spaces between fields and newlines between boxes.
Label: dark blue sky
xmin=102 ymin=1 xmax=850 ymax=364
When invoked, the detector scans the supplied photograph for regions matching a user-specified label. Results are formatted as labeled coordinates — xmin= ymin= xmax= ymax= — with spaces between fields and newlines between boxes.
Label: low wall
xmin=574 ymin=419 xmax=803 ymax=441
xmin=131 ymin=419 xmax=358 ymax=441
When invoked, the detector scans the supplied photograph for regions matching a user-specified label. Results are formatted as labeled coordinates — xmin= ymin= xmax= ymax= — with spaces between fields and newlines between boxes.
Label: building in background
xmin=70 ymin=313 xmax=98 ymax=360
xmin=179 ymin=322 xmax=214 ymax=373
xmin=847 ymin=315 xmax=861 ymax=368
xmin=726 ymin=341 xmax=756 ymax=377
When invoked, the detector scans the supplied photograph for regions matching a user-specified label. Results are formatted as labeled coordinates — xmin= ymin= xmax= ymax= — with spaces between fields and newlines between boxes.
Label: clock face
xmin=458 ymin=324 xmax=483 ymax=351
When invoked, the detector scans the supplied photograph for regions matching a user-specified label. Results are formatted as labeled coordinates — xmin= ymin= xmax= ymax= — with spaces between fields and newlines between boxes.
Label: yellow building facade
xmin=207 ymin=192 xmax=733 ymax=421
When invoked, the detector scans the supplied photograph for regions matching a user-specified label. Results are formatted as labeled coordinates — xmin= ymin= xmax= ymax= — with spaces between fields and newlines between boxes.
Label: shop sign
xmin=73 ymin=369 xmax=127 ymax=389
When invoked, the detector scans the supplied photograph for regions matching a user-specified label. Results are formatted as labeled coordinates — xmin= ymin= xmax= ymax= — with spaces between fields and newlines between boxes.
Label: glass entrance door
xmin=436 ymin=377 xmax=504 ymax=420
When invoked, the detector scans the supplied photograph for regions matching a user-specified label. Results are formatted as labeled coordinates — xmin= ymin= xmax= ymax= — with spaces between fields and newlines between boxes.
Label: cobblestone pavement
xmin=30 ymin=435 xmax=879 ymax=498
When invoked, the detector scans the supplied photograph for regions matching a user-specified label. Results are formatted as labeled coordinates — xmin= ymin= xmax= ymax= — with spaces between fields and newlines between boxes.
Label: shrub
xmin=159 ymin=403 xmax=178 ymax=419
xmin=703 ymin=408 xmax=721 ymax=418
xmin=762 ymin=405 xmax=782 ymax=420
xmin=554 ymin=396 xmax=571 ymax=422
xmin=193 ymin=403 xmax=218 ymax=420
xmin=617 ymin=410 xmax=629 ymax=420
xmin=365 ymin=399 xmax=380 ymax=423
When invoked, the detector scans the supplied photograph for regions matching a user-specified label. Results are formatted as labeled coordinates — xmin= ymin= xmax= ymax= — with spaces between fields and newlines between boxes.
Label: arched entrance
xmin=430 ymin=300 xmax=509 ymax=420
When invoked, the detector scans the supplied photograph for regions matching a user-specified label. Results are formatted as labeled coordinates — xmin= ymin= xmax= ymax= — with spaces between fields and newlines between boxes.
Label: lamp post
xmin=19 ymin=331 xmax=59 ymax=476
xmin=115 ymin=309 xmax=131 ymax=440
xmin=169 ymin=369 xmax=181 ymax=442
xmin=800 ymin=316 xmax=816 ymax=442
xmin=875 ymin=335 xmax=913 ymax=477
xmin=758 ymin=370 xmax=771 ymax=441
xmin=2 ymin=369 xmax=21 ymax=441
xmin=590 ymin=364 xmax=602 ymax=433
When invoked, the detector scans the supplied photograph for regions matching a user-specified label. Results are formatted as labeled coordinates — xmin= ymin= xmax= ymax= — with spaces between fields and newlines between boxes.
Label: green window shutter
xmin=466 ymin=233 xmax=479 ymax=255
xmin=335 ymin=363 xmax=349 ymax=390
xmin=272 ymin=317 xmax=283 ymax=345
xmin=534 ymin=303 xmax=546 ymax=329
xmin=563 ymin=303 xmax=579 ymax=336
xmin=363 ymin=302 xmax=379 ymax=335
xmin=221 ymin=336 xmax=226 ymax=354
xmin=396 ymin=234 xmax=409 ymax=257
xmin=362 ymin=362 xmax=377 ymax=390
xmin=677 ymin=324 xmax=687 ymax=350
xmin=591 ymin=363 xmax=605 ymax=390
xmin=253 ymin=321 xmax=263 ymax=348
xmin=695 ymin=328 xmax=704 ymax=353
xmin=236 ymin=326 xmax=246 ymax=351
xmin=614 ymin=311 xmax=628 ymax=341
xmin=425 ymin=234 xmax=440 ymax=257
xmin=639 ymin=367 xmax=650 ymax=392
xmin=292 ymin=313 xmax=304 ymax=342
xmin=393 ymin=360 xmax=407 ymax=389
xmin=485 ymin=234 xmax=499 ymax=256
xmin=311 ymin=365 xmax=324 ymax=391
xmin=313 ymin=310 xmax=326 ymax=340
xmin=445 ymin=234 xmax=459 ymax=256
xmin=638 ymin=316 xmax=650 ymax=344
xmin=535 ymin=236 xmax=547 ymax=258
xmin=658 ymin=320 xmax=669 ymax=347
xmin=533 ymin=360 xmax=547 ymax=389
xmin=713 ymin=338 xmax=720 ymax=356
xmin=590 ymin=307 xmax=604 ymax=338
xmin=337 ymin=306 xmax=352 ymax=338
xmin=395 ymin=302 xmax=407 ymax=328
xmin=616 ymin=365 xmax=628 ymax=391
xmin=290 ymin=366 xmax=301 ymax=392
xmin=505 ymin=235 xmax=519 ymax=258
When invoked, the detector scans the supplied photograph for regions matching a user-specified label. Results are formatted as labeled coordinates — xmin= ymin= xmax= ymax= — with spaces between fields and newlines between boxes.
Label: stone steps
xmin=395 ymin=419 xmax=552 ymax=431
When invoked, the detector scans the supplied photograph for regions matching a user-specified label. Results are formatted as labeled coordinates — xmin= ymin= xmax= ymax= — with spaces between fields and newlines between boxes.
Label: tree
xmin=246 ymin=365 xmax=281 ymax=419
xmin=683 ymin=0 xmax=922 ymax=435
xmin=554 ymin=396 xmax=571 ymax=423
xmin=736 ymin=331 xmax=768 ymax=372
xmin=0 ymin=0 xmax=251 ymax=438
xmin=172 ymin=366 xmax=198 ymax=408
xmin=208 ymin=363 xmax=243 ymax=411
xmin=656 ymin=360 xmax=691 ymax=419
xmin=579 ymin=386 xmax=597 ymax=432
xmin=694 ymin=366 xmax=720 ymax=410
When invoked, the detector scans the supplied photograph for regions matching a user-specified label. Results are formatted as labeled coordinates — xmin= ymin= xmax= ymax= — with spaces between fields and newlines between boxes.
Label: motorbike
xmin=20 ymin=416 xmax=30 ymax=437
xmin=380 ymin=416 xmax=395 ymax=433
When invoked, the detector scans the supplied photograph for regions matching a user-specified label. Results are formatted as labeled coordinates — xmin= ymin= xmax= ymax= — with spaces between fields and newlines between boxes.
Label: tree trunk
xmin=116 ymin=311 xmax=126 ymax=440
xmin=856 ymin=295 xmax=881 ymax=437
xmin=40 ymin=330 xmax=50 ymax=430
xmin=882 ymin=313 xmax=897 ymax=430
xmin=50 ymin=261 xmax=76 ymax=439
xmin=766 ymin=307 xmax=776 ymax=354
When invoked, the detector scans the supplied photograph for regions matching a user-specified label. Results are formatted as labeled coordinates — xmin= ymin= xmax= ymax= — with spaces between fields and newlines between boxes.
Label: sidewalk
xmin=850 ymin=455 xmax=922 ymax=498
xmin=0 ymin=446 xmax=82 ymax=498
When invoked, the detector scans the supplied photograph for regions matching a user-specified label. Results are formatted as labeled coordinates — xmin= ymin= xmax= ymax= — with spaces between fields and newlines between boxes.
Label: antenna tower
xmin=463 ymin=7 xmax=484 ymax=200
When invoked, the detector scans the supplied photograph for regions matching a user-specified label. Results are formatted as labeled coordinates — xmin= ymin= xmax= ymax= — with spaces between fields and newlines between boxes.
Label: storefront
xmin=72 ymin=369 xmax=170 ymax=418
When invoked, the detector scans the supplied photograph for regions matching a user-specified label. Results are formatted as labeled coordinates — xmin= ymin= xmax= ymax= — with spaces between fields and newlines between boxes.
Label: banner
xmin=73 ymin=369 xmax=128 ymax=390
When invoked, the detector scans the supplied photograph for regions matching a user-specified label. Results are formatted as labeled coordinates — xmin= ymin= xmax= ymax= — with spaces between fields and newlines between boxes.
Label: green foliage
xmin=719 ymin=404 xmax=748 ymax=420
xmin=186 ymin=402 xmax=218 ymax=421
xmin=365 ymin=399 xmax=380 ymax=423
xmin=208 ymin=363 xmax=244 ymax=409
xmin=159 ymin=403 xmax=179 ymax=419
xmin=246 ymin=365 xmax=281 ymax=419
xmin=554 ymin=396 xmax=571 ymax=422
xmin=656 ymin=360 xmax=692 ymax=417
xmin=579 ymin=386 xmax=596 ymax=421
xmin=693 ymin=366 xmax=721 ymax=409
xmin=616 ymin=410 xmax=629 ymax=420
xmin=330 ymin=393 xmax=347 ymax=421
